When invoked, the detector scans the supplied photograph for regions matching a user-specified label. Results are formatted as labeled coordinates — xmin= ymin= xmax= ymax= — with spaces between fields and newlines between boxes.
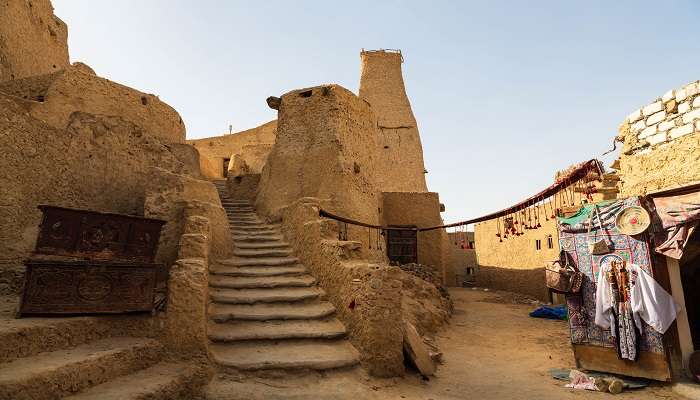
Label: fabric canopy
xmin=646 ymin=189 xmax=700 ymax=260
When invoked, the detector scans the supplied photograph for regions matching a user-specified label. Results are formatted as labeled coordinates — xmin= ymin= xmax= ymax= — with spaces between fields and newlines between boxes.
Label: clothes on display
xmin=560 ymin=197 xmax=666 ymax=354
xmin=595 ymin=261 xmax=678 ymax=361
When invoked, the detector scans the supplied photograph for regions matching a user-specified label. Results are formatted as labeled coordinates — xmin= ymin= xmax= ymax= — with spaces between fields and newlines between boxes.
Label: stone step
xmin=224 ymin=213 xmax=259 ymax=219
xmin=218 ymin=257 xmax=299 ymax=267
xmin=208 ymin=319 xmax=347 ymax=342
xmin=224 ymin=207 xmax=255 ymax=213
xmin=209 ymin=302 xmax=336 ymax=322
xmin=235 ymin=241 xmax=290 ymax=249
xmin=225 ymin=213 xmax=259 ymax=218
xmin=221 ymin=200 xmax=251 ymax=205
xmin=229 ymin=227 xmax=270 ymax=233
xmin=209 ymin=287 xmax=323 ymax=305
xmin=232 ymin=234 xmax=285 ymax=242
xmin=209 ymin=274 xmax=315 ymax=289
xmin=0 ymin=313 xmax=153 ymax=363
xmin=230 ymin=230 xmax=276 ymax=236
xmin=210 ymin=264 xmax=307 ymax=277
xmin=222 ymin=204 xmax=254 ymax=209
xmin=63 ymin=361 xmax=206 ymax=400
xmin=233 ymin=248 xmax=292 ymax=257
xmin=0 ymin=337 xmax=162 ymax=400
xmin=227 ymin=219 xmax=265 ymax=226
xmin=230 ymin=228 xmax=277 ymax=235
xmin=230 ymin=230 xmax=281 ymax=237
xmin=228 ymin=222 xmax=279 ymax=229
xmin=230 ymin=230 xmax=282 ymax=238
xmin=209 ymin=340 xmax=360 ymax=371
xmin=228 ymin=223 xmax=272 ymax=229
xmin=224 ymin=209 xmax=257 ymax=214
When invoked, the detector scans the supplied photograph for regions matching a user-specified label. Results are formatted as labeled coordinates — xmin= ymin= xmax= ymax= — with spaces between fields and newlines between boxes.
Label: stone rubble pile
xmin=397 ymin=263 xmax=451 ymax=301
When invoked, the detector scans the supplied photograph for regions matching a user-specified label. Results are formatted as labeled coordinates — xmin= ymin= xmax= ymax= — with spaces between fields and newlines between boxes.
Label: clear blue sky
xmin=52 ymin=1 xmax=700 ymax=224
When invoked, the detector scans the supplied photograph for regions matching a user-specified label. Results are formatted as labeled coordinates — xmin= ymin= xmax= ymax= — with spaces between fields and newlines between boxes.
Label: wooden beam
xmin=667 ymin=257 xmax=694 ymax=374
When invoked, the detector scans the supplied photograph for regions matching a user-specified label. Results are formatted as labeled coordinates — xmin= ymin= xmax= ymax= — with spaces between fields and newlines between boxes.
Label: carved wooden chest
xmin=17 ymin=205 xmax=166 ymax=316
xmin=34 ymin=205 xmax=165 ymax=263
xmin=19 ymin=259 xmax=159 ymax=315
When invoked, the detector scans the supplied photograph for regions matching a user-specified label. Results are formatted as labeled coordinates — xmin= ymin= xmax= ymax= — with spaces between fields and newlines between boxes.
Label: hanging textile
xmin=559 ymin=197 xmax=665 ymax=355
xmin=645 ymin=190 xmax=700 ymax=260
xmin=557 ymin=201 xmax=615 ymax=227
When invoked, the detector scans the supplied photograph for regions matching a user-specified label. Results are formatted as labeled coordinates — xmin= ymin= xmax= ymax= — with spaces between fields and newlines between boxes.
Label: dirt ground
xmin=209 ymin=288 xmax=682 ymax=399
xmin=2 ymin=289 xmax=685 ymax=399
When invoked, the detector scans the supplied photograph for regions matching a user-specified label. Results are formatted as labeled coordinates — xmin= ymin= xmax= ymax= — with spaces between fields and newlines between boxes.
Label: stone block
xmin=646 ymin=111 xmax=666 ymax=126
xmin=682 ymin=108 xmax=700 ymax=124
xmin=646 ymin=132 xmax=667 ymax=146
xmin=184 ymin=215 xmax=211 ymax=237
xmin=686 ymin=82 xmax=700 ymax=97
xmin=658 ymin=120 xmax=675 ymax=132
xmin=693 ymin=96 xmax=700 ymax=108
xmin=643 ymin=101 xmax=663 ymax=116
xmin=165 ymin=258 xmax=208 ymax=354
xmin=679 ymin=101 xmax=691 ymax=114
xmin=677 ymin=88 xmax=689 ymax=102
xmin=669 ymin=124 xmax=694 ymax=140
xmin=662 ymin=90 xmax=675 ymax=102
xmin=638 ymin=125 xmax=657 ymax=139
xmin=627 ymin=109 xmax=642 ymax=123
xmin=665 ymin=100 xmax=678 ymax=114
xmin=177 ymin=233 xmax=209 ymax=261
xmin=630 ymin=119 xmax=646 ymax=132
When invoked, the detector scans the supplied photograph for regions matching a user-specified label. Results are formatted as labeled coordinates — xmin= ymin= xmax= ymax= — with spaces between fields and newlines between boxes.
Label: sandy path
xmin=373 ymin=288 xmax=677 ymax=399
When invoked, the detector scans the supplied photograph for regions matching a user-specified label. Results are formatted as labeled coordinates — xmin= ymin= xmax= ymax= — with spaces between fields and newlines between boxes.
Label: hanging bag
xmin=545 ymin=251 xmax=582 ymax=294
xmin=587 ymin=205 xmax=611 ymax=255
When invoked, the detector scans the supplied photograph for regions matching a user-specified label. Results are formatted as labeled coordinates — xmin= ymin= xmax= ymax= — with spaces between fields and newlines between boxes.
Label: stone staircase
xmin=208 ymin=181 xmax=359 ymax=372
xmin=0 ymin=301 xmax=207 ymax=400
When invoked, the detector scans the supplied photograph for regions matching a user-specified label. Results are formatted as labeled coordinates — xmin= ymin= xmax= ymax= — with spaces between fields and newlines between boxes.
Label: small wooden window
xmin=386 ymin=226 xmax=417 ymax=265
xmin=547 ymin=235 xmax=554 ymax=249
xmin=535 ymin=239 xmax=542 ymax=250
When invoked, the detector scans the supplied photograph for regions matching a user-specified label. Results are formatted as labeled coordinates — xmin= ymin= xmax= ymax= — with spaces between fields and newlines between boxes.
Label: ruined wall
xmin=143 ymin=168 xmax=232 ymax=268
xmin=447 ymin=231 xmax=478 ymax=285
xmin=279 ymin=199 xmax=405 ymax=377
xmin=231 ymin=143 xmax=274 ymax=174
xmin=163 ymin=208 xmax=214 ymax=356
xmin=617 ymin=80 xmax=700 ymax=195
xmin=0 ymin=0 xmax=69 ymax=81
xmin=0 ymin=93 xmax=198 ymax=294
xmin=381 ymin=192 xmax=457 ymax=286
xmin=359 ymin=50 xmax=428 ymax=193
xmin=474 ymin=213 xmax=559 ymax=301
xmin=188 ymin=120 xmax=277 ymax=178
xmin=256 ymin=85 xmax=385 ymax=259
xmin=0 ymin=65 xmax=186 ymax=143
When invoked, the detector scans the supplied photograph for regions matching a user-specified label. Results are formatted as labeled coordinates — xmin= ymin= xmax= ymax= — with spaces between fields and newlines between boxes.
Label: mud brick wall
xmin=618 ymin=80 xmax=700 ymax=195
